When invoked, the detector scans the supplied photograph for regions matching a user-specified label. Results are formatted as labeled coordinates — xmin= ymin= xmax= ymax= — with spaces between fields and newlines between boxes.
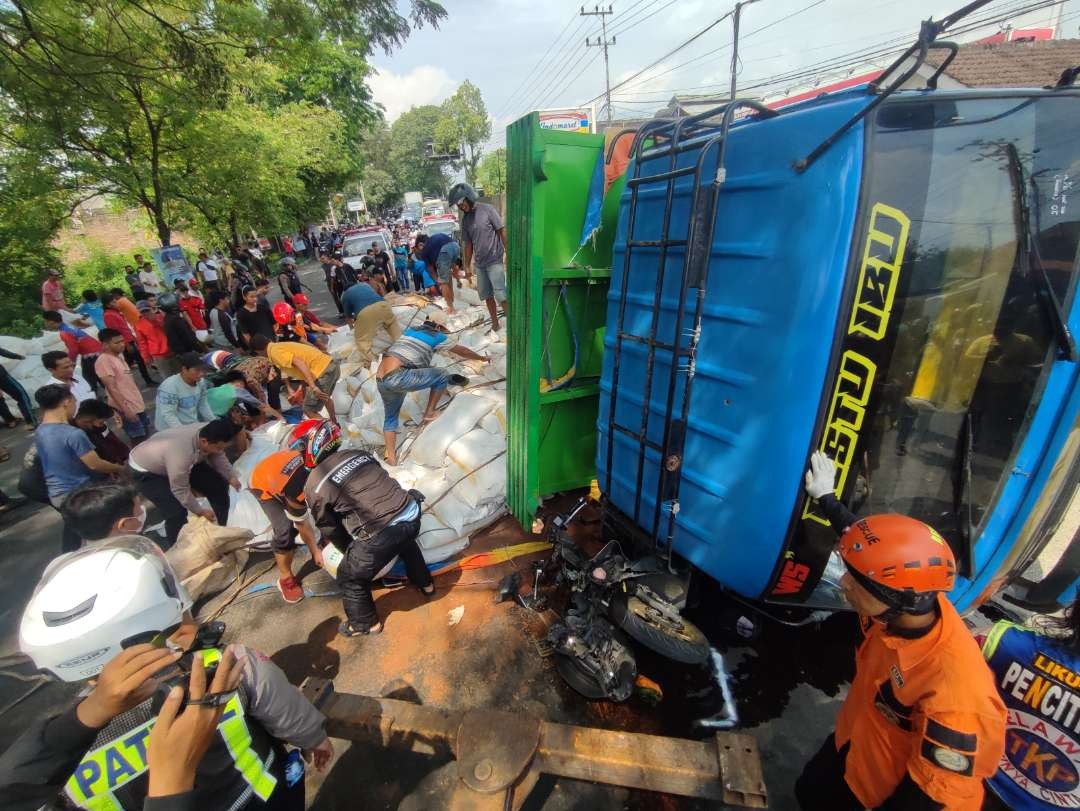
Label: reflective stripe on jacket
xmin=62 ymin=649 xmax=277 ymax=811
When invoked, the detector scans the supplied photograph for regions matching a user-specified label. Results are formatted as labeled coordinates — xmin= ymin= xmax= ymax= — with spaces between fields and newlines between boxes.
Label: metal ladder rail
xmin=601 ymin=118 xmax=679 ymax=504
xmin=603 ymin=102 xmax=778 ymax=538
xmin=623 ymin=152 xmax=700 ymax=528
xmin=621 ymin=109 xmax=727 ymax=531
xmin=651 ymin=100 xmax=779 ymax=557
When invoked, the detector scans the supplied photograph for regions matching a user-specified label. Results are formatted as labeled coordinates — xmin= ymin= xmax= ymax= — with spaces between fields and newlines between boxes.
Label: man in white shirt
xmin=41 ymin=350 xmax=95 ymax=403
xmin=137 ymin=261 xmax=164 ymax=294
xmin=195 ymin=250 xmax=221 ymax=291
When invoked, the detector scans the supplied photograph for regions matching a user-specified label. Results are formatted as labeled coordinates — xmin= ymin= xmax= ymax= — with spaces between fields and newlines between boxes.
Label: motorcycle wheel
xmin=553 ymin=652 xmax=636 ymax=702
xmin=609 ymin=594 xmax=711 ymax=665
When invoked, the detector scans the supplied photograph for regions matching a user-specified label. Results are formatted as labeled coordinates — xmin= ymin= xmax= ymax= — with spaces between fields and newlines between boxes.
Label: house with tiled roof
xmin=923 ymin=38 xmax=1080 ymax=88
xmin=765 ymin=36 xmax=1080 ymax=109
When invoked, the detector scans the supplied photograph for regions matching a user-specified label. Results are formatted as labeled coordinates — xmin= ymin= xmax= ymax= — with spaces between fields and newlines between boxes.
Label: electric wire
xmin=494 ymin=12 xmax=592 ymax=121
xmin=608 ymin=0 xmax=1065 ymax=105
xmin=508 ymin=0 xmax=659 ymax=123
xmin=610 ymin=0 xmax=1059 ymax=101
xmin=578 ymin=0 xmax=827 ymax=107
xmin=539 ymin=50 xmax=604 ymax=111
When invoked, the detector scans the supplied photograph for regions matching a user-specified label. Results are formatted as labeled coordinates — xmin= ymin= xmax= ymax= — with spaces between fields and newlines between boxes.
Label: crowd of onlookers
xmin=6 ymin=188 xmax=507 ymax=558
xmin=9 ymin=243 xmax=347 ymax=549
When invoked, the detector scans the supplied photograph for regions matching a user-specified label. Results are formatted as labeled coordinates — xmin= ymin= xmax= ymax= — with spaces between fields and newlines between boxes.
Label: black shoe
xmin=0 ymin=497 xmax=29 ymax=515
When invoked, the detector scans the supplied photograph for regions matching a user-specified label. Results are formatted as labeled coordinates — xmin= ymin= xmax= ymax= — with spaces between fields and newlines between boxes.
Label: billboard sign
xmin=346 ymin=199 xmax=366 ymax=212
xmin=538 ymin=108 xmax=593 ymax=133
xmin=151 ymin=245 xmax=194 ymax=287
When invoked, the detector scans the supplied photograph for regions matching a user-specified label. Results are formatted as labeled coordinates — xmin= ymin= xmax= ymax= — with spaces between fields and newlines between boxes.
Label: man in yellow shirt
xmin=249 ymin=335 xmax=339 ymax=422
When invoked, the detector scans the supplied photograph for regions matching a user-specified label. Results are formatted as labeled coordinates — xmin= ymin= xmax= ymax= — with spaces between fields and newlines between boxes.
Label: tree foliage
xmin=476 ymin=148 xmax=507 ymax=196
xmin=0 ymin=0 xmax=446 ymax=250
xmin=434 ymin=81 xmax=491 ymax=184
xmin=389 ymin=106 xmax=449 ymax=199
xmin=0 ymin=114 xmax=70 ymax=336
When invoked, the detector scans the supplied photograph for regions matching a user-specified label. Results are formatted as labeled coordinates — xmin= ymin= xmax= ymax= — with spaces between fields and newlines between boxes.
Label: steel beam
xmin=302 ymin=678 xmax=767 ymax=808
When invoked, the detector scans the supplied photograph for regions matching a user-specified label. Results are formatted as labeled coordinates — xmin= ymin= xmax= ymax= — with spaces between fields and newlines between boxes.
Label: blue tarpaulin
xmin=578 ymin=150 xmax=605 ymax=247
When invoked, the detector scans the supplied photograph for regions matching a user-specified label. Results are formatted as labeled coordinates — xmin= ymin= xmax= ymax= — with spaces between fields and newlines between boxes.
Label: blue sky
xmin=370 ymin=0 xmax=1079 ymax=148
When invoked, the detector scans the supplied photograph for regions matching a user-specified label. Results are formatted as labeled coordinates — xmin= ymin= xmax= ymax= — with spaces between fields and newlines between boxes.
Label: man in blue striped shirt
xmin=376 ymin=310 xmax=488 ymax=465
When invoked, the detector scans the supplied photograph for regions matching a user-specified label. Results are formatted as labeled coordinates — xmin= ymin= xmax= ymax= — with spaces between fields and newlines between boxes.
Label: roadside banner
xmin=539 ymin=108 xmax=593 ymax=133
xmin=151 ymin=245 xmax=194 ymax=287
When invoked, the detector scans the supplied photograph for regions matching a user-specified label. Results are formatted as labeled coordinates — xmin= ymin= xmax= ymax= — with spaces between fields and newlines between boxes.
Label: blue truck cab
xmin=597 ymin=87 xmax=1080 ymax=615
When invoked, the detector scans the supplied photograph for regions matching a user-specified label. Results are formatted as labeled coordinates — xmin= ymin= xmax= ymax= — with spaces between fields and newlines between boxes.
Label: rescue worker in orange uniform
xmin=795 ymin=450 xmax=1006 ymax=811
xmin=249 ymin=449 xmax=324 ymax=605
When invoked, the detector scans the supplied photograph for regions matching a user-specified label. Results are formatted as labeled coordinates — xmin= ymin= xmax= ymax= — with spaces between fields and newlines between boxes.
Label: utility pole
xmin=582 ymin=5 xmax=615 ymax=124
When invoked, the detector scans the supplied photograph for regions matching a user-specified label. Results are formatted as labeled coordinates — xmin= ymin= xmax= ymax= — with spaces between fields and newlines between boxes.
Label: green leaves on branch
xmin=389 ymin=105 xmax=451 ymax=201
xmin=0 ymin=0 xmax=447 ymax=251
xmin=476 ymin=148 xmax=507 ymax=197
xmin=434 ymin=80 xmax=491 ymax=184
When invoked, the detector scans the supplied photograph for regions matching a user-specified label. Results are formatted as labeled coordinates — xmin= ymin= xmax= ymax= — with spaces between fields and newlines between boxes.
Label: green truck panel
xmin=506 ymin=113 xmax=622 ymax=526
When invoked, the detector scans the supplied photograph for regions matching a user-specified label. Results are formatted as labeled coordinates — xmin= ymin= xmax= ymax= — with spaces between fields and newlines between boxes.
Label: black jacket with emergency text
xmin=303 ymin=450 xmax=410 ymax=549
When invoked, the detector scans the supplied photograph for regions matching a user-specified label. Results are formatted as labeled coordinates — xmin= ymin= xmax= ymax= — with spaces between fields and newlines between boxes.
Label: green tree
xmin=389 ymin=106 xmax=449 ymax=198
xmin=434 ymin=81 xmax=491 ymax=184
xmin=362 ymin=167 xmax=400 ymax=214
xmin=0 ymin=0 xmax=446 ymax=246
xmin=476 ymin=148 xmax=507 ymax=196
xmin=0 ymin=118 xmax=71 ymax=335
xmin=171 ymin=100 xmax=354 ymax=246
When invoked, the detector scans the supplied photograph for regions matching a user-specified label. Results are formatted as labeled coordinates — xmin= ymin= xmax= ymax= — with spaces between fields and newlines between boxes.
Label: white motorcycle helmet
xmin=20 ymin=536 xmax=192 ymax=682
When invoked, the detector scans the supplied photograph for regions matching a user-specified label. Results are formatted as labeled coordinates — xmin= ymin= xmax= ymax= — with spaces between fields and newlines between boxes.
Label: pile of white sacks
xmin=0 ymin=298 xmax=507 ymax=569
xmin=0 ymin=312 xmax=211 ymax=411
xmin=228 ymin=286 xmax=509 ymax=566
xmin=0 ymin=320 xmax=77 ymax=410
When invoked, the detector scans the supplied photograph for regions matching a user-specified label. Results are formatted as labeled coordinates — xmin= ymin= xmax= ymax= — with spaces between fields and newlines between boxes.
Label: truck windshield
xmin=844 ymin=95 xmax=1079 ymax=568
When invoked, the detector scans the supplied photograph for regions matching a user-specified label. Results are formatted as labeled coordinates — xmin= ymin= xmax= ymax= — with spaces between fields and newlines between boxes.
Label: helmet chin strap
xmin=872 ymin=605 xmax=905 ymax=625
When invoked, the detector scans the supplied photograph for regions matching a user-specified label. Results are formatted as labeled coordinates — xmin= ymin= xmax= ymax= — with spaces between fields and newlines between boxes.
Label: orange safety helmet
xmin=838 ymin=514 xmax=956 ymax=616
xmin=287 ymin=418 xmax=342 ymax=469
xmin=249 ymin=450 xmax=309 ymax=502
xmin=272 ymin=301 xmax=295 ymax=325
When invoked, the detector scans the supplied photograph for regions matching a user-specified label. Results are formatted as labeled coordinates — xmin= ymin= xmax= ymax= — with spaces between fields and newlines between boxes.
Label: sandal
xmin=0 ymin=447 xmax=10 ymax=463
xmin=338 ymin=620 xmax=381 ymax=638
xmin=418 ymin=584 xmax=436 ymax=599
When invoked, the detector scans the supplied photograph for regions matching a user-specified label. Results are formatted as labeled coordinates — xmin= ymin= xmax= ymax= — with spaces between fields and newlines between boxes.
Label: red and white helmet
xmin=272 ymin=301 xmax=295 ymax=325
xmin=287 ymin=418 xmax=342 ymax=469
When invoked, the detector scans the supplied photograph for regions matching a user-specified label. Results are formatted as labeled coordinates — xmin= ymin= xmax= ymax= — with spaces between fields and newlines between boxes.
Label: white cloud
xmin=370 ymin=65 xmax=458 ymax=122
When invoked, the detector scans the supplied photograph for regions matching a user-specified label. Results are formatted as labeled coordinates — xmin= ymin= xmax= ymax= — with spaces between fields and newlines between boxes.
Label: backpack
xmin=18 ymin=445 xmax=50 ymax=505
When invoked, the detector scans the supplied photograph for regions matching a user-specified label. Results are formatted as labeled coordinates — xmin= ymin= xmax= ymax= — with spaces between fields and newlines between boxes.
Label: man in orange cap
xmin=796 ymin=450 xmax=1006 ymax=811
xmin=249 ymin=449 xmax=324 ymax=603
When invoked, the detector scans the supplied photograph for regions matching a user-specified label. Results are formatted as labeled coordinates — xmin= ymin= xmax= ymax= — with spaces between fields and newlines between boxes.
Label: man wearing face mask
xmin=795 ymin=451 xmax=1006 ymax=811
xmin=60 ymin=481 xmax=150 ymax=545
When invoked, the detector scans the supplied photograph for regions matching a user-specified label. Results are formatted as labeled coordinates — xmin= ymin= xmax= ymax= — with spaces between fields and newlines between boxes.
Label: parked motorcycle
xmin=543 ymin=500 xmax=711 ymax=702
